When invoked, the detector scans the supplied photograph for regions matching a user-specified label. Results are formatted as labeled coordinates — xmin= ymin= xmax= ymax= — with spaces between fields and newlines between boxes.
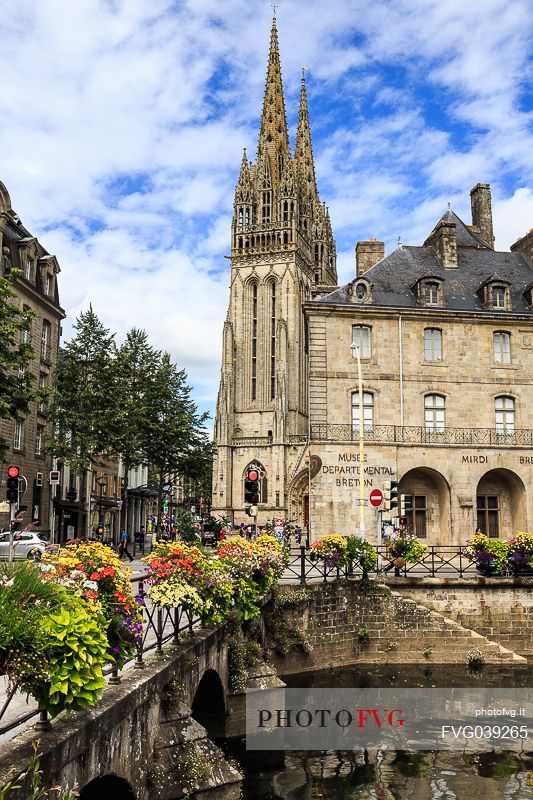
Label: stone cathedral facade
xmin=214 ymin=19 xmax=533 ymax=544
xmin=212 ymin=17 xmax=336 ymax=528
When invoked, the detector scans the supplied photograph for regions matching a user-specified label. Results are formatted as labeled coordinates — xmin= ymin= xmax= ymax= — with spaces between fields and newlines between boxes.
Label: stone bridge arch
xmin=79 ymin=775 xmax=136 ymax=800
xmin=191 ymin=668 xmax=226 ymax=737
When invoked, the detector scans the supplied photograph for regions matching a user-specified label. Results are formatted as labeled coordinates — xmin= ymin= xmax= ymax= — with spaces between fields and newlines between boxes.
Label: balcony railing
xmin=309 ymin=424 xmax=533 ymax=447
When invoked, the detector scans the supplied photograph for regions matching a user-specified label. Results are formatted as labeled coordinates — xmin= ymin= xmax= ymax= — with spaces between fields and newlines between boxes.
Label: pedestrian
xmin=119 ymin=528 xmax=133 ymax=562
xmin=139 ymin=526 xmax=146 ymax=555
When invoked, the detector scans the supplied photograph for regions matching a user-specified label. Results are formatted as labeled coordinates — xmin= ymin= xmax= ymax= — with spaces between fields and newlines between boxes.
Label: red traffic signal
xmin=7 ymin=465 xmax=19 ymax=478
xmin=247 ymin=469 xmax=259 ymax=482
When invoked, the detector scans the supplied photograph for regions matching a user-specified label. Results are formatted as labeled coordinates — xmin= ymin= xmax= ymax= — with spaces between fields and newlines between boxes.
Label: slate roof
xmin=316 ymin=210 xmax=533 ymax=315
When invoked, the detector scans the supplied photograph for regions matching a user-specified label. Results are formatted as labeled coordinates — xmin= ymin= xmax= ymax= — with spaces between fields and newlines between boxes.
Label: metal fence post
xmin=108 ymin=665 xmax=121 ymax=685
xmin=34 ymin=709 xmax=51 ymax=731
xmin=173 ymin=607 xmax=181 ymax=644
xmin=300 ymin=545 xmax=306 ymax=585
xmin=156 ymin=608 xmax=164 ymax=652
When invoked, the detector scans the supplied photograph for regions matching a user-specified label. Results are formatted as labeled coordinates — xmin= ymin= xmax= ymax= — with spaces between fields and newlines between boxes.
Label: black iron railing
xmin=1 ymin=545 xmax=525 ymax=737
xmin=310 ymin=424 xmax=533 ymax=446
xmin=0 ymin=573 xmax=200 ymax=737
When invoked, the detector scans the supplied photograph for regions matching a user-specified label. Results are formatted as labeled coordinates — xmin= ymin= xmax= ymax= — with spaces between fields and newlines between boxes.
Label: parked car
xmin=0 ymin=531 xmax=51 ymax=560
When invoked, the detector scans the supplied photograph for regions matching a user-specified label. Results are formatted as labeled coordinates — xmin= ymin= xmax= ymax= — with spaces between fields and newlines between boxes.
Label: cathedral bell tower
xmin=212 ymin=17 xmax=337 ymax=525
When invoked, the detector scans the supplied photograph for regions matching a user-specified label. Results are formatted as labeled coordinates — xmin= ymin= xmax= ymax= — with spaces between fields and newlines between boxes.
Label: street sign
xmin=162 ymin=483 xmax=172 ymax=493
xmin=49 ymin=470 xmax=60 ymax=484
xmin=369 ymin=488 xmax=384 ymax=507
xmin=249 ymin=505 xmax=258 ymax=517
xmin=275 ymin=518 xmax=283 ymax=527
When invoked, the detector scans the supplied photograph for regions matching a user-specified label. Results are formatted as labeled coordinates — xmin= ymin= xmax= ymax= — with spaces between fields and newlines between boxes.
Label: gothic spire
xmin=257 ymin=16 xmax=290 ymax=184
xmin=295 ymin=73 xmax=318 ymax=199
xmin=235 ymin=148 xmax=252 ymax=204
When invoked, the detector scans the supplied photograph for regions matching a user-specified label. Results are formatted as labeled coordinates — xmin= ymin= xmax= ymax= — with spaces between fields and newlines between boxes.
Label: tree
xmin=0 ymin=270 xmax=42 ymax=454
xmin=112 ymin=328 xmax=161 ymax=528
xmin=51 ymin=307 xmax=117 ymax=476
xmin=143 ymin=352 xmax=209 ymax=525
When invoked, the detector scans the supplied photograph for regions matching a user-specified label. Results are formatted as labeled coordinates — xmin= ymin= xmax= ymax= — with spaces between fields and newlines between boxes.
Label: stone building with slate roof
xmin=304 ymin=187 xmax=533 ymax=544
xmin=213 ymin=18 xmax=533 ymax=544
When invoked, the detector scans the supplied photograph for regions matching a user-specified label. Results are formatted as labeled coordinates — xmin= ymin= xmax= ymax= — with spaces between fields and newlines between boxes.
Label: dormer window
xmin=491 ymin=286 xmax=506 ymax=308
xmin=348 ymin=278 xmax=373 ymax=304
xmin=417 ymin=278 xmax=443 ymax=307
xmin=425 ymin=282 xmax=439 ymax=304
xmin=24 ymin=259 xmax=32 ymax=281
xmin=482 ymin=281 xmax=511 ymax=310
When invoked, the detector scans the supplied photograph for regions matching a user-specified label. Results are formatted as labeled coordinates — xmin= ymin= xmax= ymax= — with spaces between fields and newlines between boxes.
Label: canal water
xmin=220 ymin=665 xmax=533 ymax=800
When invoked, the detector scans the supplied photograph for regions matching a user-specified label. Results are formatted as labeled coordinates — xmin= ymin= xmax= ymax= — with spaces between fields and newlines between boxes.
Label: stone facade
xmin=268 ymin=583 xmax=526 ymax=675
xmin=0 ymin=180 xmax=65 ymax=535
xmin=213 ymin=20 xmax=533 ymax=545
xmin=304 ymin=192 xmax=533 ymax=544
xmin=212 ymin=17 xmax=336 ymax=527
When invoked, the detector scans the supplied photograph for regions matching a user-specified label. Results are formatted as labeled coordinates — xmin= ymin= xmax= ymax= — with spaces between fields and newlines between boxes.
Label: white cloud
xmin=0 ymin=0 xmax=532 ymax=422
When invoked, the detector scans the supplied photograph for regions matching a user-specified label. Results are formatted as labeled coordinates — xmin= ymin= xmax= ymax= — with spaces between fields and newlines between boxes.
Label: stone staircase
xmin=366 ymin=586 xmax=527 ymax=665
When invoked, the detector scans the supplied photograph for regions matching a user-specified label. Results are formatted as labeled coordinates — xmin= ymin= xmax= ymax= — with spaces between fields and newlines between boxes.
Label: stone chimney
xmin=470 ymin=183 xmax=494 ymax=248
xmin=433 ymin=220 xmax=457 ymax=268
xmin=510 ymin=228 xmax=533 ymax=268
xmin=355 ymin=238 xmax=385 ymax=276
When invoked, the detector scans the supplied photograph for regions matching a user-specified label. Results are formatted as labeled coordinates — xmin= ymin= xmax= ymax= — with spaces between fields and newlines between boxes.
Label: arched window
xmin=245 ymin=208 xmax=250 ymax=224
xmin=262 ymin=190 xmax=271 ymax=223
xmin=243 ymin=462 xmax=268 ymax=504
xmin=493 ymin=331 xmax=511 ymax=364
xmin=238 ymin=208 xmax=243 ymax=225
xmin=495 ymin=396 xmax=515 ymax=433
xmin=270 ymin=281 xmax=276 ymax=400
xmin=352 ymin=391 xmax=374 ymax=431
xmin=424 ymin=328 xmax=442 ymax=361
xmin=352 ymin=325 xmax=372 ymax=359
xmin=424 ymin=394 xmax=445 ymax=431
xmin=251 ymin=283 xmax=258 ymax=401
xmin=283 ymin=201 xmax=289 ymax=222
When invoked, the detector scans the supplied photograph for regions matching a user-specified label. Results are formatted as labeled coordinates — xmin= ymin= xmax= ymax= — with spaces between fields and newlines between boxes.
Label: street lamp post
xmin=351 ymin=342 xmax=366 ymax=539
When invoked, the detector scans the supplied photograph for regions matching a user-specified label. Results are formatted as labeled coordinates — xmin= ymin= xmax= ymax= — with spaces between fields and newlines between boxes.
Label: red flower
xmin=90 ymin=572 xmax=101 ymax=581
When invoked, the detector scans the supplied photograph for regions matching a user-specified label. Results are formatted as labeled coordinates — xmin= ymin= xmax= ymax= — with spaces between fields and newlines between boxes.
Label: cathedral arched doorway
xmin=288 ymin=468 xmax=308 ymax=530
xmin=399 ymin=467 xmax=450 ymax=544
xmin=475 ymin=468 xmax=526 ymax=538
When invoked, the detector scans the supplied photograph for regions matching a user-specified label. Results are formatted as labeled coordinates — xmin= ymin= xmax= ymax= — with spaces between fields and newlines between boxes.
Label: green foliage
xmin=0 ymin=270 xmax=43 ymax=448
xmin=34 ymin=593 xmax=108 ymax=717
xmin=356 ymin=624 xmax=370 ymax=643
xmin=423 ymin=644 xmax=432 ymax=659
xmin=346 ymin=536 xmax=378 ymax=573
xmin=174 ymin=508 xmax=199 ymax=543
xmin=0 ymin=746 xmax=78 ymax=799
xmin=486 ymin=539 xmax=511 ymax=574
xmin=228 ymin=634 xmax=263 ymax=694
xmin=388 ymin=535 xmax=427 ymax=564
xmin=50 ymin=307 xmax=117 ymax=474
xmin=0 ymin=562 xmax=58 ymax=692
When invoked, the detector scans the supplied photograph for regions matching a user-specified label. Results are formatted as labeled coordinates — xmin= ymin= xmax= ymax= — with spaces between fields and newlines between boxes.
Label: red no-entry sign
xmin=369 ymin=489 xmax=383 ymax=507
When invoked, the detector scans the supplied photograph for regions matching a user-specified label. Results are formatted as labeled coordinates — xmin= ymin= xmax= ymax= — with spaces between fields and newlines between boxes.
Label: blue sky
xmin=1 ymin=0 xmax=532 ymax=424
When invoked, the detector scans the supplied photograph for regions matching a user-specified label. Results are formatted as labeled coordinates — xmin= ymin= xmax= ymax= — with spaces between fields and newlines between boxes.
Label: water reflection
xmin=232 ymin=666 xmax=533 ymax=800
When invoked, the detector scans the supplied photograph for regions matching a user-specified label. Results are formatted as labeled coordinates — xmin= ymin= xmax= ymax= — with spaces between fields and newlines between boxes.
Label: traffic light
xmin=6 ymin=465 xmax=19 ymax=502
xmin=383 ymin=480 xmax=399 ymax=511
xmin=244 ymin=468 xmax=260 ymax=504
xmin=400 ymin=493 xmax=413 ymax=516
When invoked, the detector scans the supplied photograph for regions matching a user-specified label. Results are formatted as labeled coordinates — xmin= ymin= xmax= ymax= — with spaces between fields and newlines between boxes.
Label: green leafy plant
xmin=357 ymin=624 xmax=370 ymax=644
xmin=384 ymin=640 xmax=398 ymax=652
xmin=33 ymin=594 xmax=108 ymax=717
xmin=423 ymin=644 xmax=432 ymax=659
xmin=0 ymin=745 xmax=78 ymax=799
xmin=346 ymin=536 xmax=378 ymax=576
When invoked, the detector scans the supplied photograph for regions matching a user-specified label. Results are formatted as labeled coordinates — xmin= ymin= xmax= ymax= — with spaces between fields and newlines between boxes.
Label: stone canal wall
xmin=268 ymin=581 xmax=527 ymax=674
xmin=395 ymin=578 xmax=533 ymax=659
